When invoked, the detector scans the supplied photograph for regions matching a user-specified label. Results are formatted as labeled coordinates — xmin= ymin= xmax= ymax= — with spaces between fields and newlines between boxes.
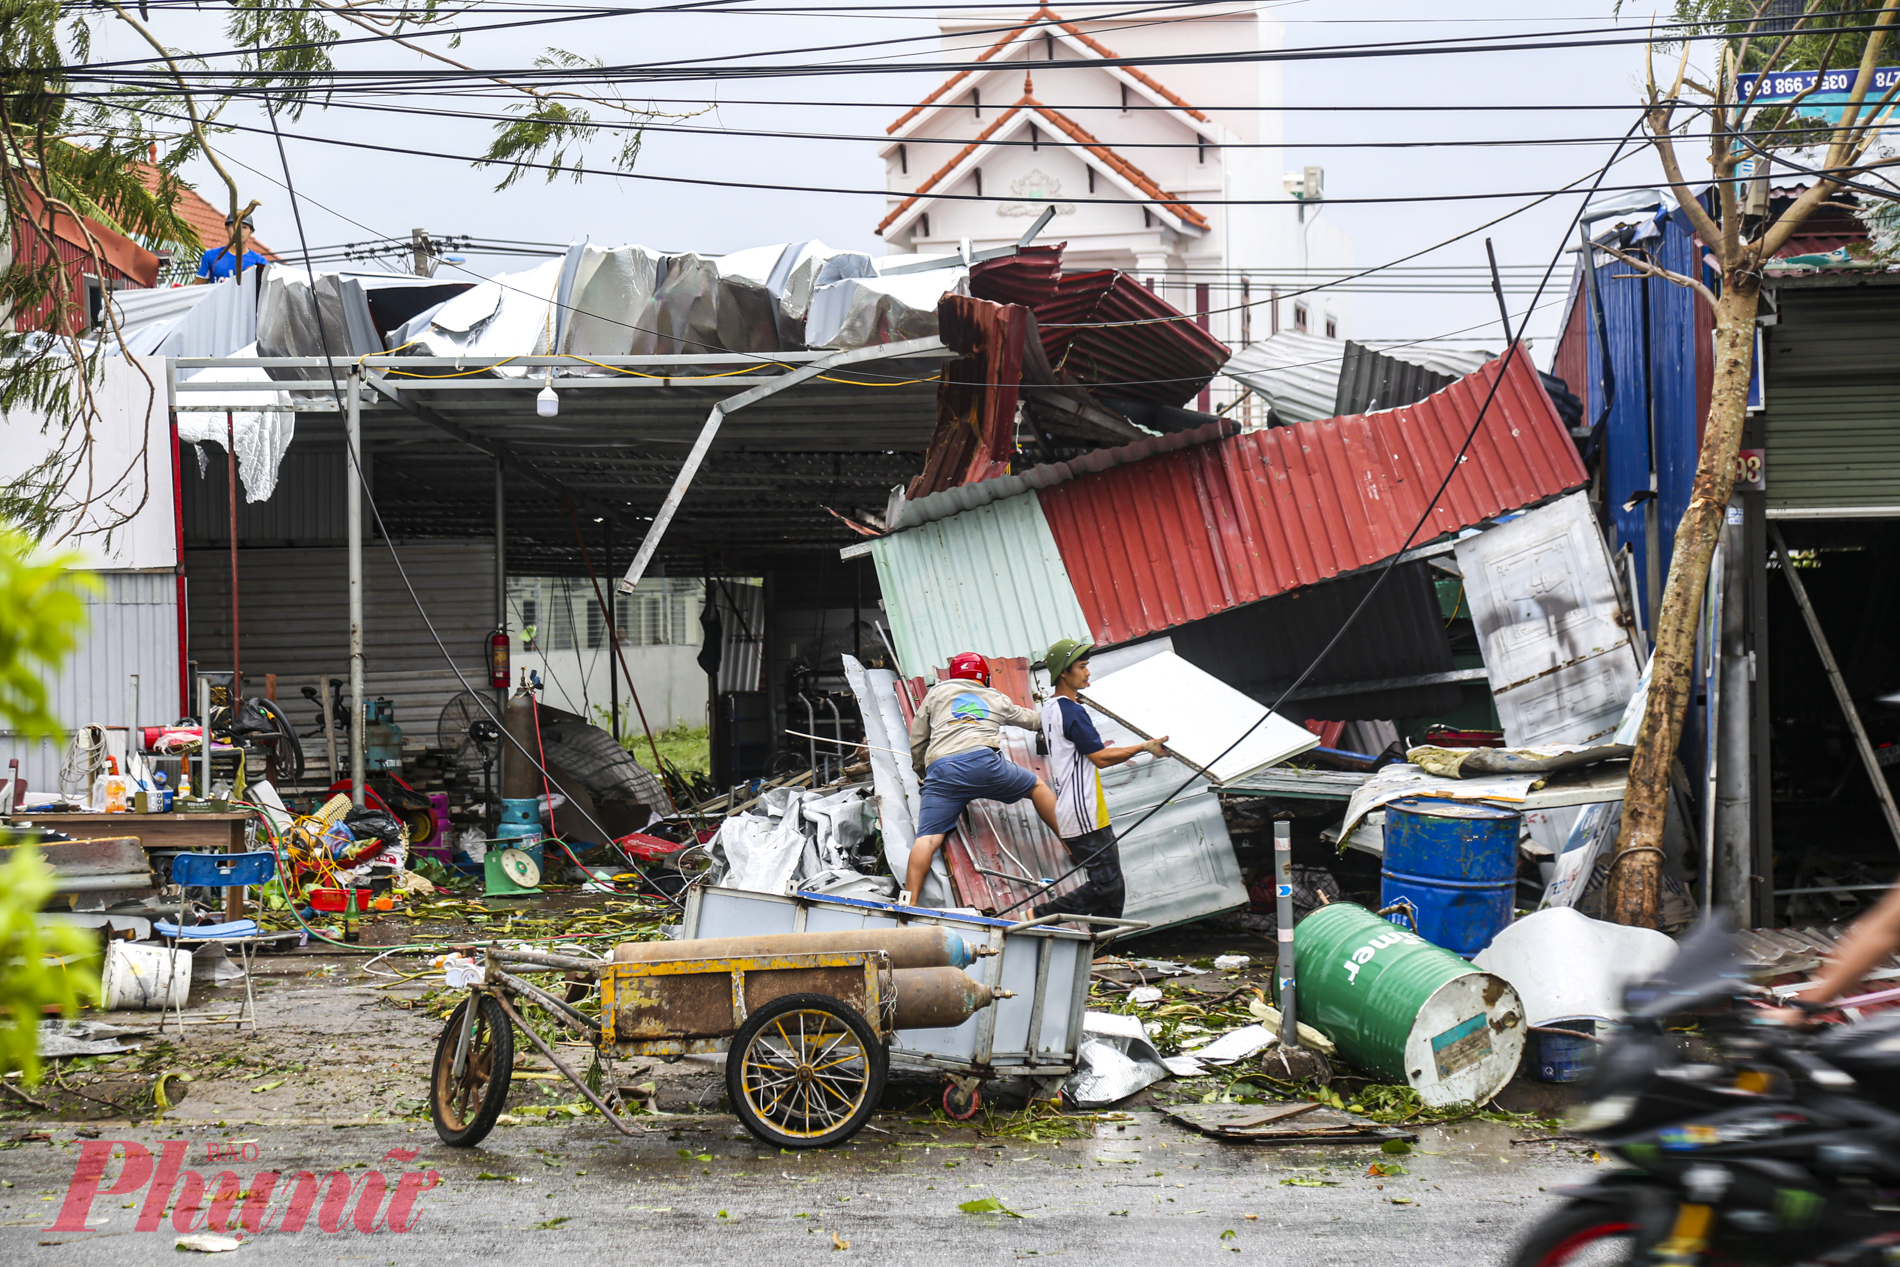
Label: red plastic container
xmin=308 ymin=887 xmax=372 ymax=914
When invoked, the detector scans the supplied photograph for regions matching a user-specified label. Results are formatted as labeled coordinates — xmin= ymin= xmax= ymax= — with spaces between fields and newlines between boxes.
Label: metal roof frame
xmin=169 ymin=340 xmax=953 ymax=572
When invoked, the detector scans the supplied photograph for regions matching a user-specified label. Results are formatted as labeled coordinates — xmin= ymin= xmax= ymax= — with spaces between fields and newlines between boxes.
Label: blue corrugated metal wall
xmin=1583 ymin=205 xmax=1704 ymax=631
xmin=1650 ymin=208 xmax=1703 ymax=578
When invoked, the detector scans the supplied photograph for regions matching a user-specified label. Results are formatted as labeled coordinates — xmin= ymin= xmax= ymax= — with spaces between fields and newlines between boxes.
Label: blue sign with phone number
xmin=1735 ymin=66 xmax=1900 ymax=101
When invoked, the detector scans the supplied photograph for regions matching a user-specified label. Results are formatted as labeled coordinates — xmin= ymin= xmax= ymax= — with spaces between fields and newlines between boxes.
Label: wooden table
xmin=19 ymin=811 xmax=254 ymax=919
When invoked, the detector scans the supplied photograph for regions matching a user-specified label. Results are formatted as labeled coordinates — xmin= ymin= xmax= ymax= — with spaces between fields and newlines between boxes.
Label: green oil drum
xmin=1294 ymin=901 xmax=1524 ymax=1107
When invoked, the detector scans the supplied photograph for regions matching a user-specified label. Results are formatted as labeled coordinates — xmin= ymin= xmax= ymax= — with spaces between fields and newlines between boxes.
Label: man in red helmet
xmin=903 ymin=652 xmax=1060 ymax=904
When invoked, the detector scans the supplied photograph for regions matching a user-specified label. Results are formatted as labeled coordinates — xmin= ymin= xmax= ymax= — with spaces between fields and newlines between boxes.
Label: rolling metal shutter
xmin=1764 ymin=285 xmax=1900 ymax=514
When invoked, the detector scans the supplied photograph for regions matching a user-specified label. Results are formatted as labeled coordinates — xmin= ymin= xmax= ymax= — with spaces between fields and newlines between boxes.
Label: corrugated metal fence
xmin=1 ymin=571 xmax=180 ymax=791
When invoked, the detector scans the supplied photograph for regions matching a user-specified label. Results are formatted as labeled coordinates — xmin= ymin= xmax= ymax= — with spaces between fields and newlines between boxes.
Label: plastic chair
xmin=155 ymin=851 xmax=276 ymax=1032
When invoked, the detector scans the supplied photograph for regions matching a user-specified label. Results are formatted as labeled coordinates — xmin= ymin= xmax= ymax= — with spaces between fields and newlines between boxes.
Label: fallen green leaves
xmin=1278 ymin=1177 xmax=1338 ymax=1187
xmin=957 ymin=1196 xmax=1024 ymax=1218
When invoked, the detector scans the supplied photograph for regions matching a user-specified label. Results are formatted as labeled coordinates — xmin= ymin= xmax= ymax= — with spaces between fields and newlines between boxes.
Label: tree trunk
xmin=1605 ymin=273 xmax=1761 ymax=927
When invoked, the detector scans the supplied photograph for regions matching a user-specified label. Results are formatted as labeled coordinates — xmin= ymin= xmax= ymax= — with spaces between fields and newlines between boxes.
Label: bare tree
xmin=1602 ymin=0 xmax=1900 ymax=925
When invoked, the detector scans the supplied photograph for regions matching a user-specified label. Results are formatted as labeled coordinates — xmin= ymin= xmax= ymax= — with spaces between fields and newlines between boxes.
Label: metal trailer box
xmin=682 ymin=885 xmax=1098 ymax=1079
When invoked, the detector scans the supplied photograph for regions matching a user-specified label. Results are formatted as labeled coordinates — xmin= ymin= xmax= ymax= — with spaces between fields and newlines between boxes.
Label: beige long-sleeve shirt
xmin=907 ymin=679 xmax=1043 ymax=776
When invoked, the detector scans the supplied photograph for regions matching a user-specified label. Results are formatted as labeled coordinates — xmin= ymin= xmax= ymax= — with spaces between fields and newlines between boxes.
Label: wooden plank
xmin=0 ymin=836 xmax=149 ymax=877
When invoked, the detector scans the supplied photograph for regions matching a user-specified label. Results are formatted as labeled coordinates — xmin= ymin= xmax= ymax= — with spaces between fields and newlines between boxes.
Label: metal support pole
xmin=346 ymin=371 xmax=366 ymax=809
xmin=1771 ymin=524 xmax=1900 ymax=854
xmin=1273 ymin=820 xmax=1298 ymax=1048
xmin=198 ymin=676 xmax=211 ymax=801
xmin=605 ymin=521 xmax=619 ymax=742
xmin=1714 ymin=510 xmax=1753 ymax=920
xmin=226 ymin=411 xmax=241 ymax=697
xmin=496 ymin=458 xmax=507 ymax=715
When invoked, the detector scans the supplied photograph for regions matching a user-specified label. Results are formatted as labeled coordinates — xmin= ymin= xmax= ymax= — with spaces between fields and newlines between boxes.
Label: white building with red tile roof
xmin=878 ymin=4 xmax=1352 ymax=375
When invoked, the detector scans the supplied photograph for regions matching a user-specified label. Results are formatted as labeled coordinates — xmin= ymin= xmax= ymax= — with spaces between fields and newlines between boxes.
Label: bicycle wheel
xmin=726 ymin=993 xmax=886 ymax=1149
xmin=431 ymin=994 xmax=514 ymax=1147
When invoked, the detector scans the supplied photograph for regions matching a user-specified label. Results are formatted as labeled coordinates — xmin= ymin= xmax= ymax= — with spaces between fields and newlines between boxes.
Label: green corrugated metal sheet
xmin=869 ymin=491 xmax=1090 ymax=678
xmin=1764 ymin=285 xmax=1900 ymax=512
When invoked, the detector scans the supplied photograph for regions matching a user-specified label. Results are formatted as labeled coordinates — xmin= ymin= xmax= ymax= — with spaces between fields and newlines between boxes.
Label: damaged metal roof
xmin=868 ymin=349 xmax=1585 ymax=674
xmin=1040 ymin=348 xmax=1586 ymax=646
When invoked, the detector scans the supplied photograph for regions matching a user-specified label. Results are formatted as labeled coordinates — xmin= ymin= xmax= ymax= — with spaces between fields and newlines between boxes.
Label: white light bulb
xmin=535 ymin=383 xmax=559 ymax=417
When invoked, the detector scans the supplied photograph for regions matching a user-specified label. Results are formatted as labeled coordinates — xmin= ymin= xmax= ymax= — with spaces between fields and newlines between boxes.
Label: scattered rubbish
xmin=1127 ymin=958 xmax=1196 ymax=977
xmin=1062 ymin=1012 xmax=1172 ymax=1108
xmin=175 ymin=1233 xmax=243 ymax=1253
xmin=705 ymin=785 xmax=878 ymax=897
xmin=1183 ymin=1024 xmax=1276 ymax=1065
xmin=1295 ymin=902 xmax=1523 ymax=1107
xmin=1164 ymin=1102 xmax=1415 ymax=1146
xmin=1407 ymin=742 xmax=1632 ymax=778
xmin=36 ymin=1020 xmax=151 ymax=1058
xmin=1128 ymin=985 xmax=1164 ymax=1006
xmin=1212 ymin=955 xmax=1250 ymax=971
xmin=1245 ymin=998 xmax=1335 ymax=1057
xmin=1472 ymin=906 xmax=1677 ymax=1028
xmin=1334 ymin=764 xmax=1544 ymax=851
xmin=1162 ymin=1054 xmax=1208 ymax=1078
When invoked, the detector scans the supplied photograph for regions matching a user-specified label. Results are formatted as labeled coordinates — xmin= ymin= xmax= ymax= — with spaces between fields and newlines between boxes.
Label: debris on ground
xmin=1163 ymin=1100 xmax=1416 ymax=1145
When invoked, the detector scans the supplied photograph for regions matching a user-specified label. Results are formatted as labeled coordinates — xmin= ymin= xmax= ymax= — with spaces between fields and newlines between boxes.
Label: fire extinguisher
xmin=488 ymin=628 xmax=510 ymax=689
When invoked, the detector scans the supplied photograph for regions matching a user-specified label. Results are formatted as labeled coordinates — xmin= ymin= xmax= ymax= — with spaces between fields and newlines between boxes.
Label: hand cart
xmin=430 ymin=942 xmax=920 ymax=1149
xmin=680 ymin=886 xmax=1147 ymax=1121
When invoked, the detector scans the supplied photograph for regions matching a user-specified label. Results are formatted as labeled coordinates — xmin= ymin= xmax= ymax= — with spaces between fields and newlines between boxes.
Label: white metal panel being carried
xmin=869 ymin=491 xmax=1090 ymax=679
xmin=1455 ymin=492 xmax=1643 ymax=747
xmin=1079 ymin=650 xmax=1319 ymax=785
xmin=0 ymin=570 xmax=180 ymax=791
xmin=183 ymin=541 xmax=494 ymax=750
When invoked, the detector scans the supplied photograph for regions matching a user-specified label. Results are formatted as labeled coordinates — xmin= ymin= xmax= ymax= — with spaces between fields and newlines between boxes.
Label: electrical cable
xmin=990 ymin=111 xmax=1653 ymax=919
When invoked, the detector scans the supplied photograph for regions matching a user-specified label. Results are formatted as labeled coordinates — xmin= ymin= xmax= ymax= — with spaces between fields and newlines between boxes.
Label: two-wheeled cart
xmin=429 ymin=927 xmax=1007 ymax=1149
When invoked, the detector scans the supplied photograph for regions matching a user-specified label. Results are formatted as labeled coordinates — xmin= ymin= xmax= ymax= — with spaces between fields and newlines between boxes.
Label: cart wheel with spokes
xmin=726 ymin=993 xmax=887 ymax=1149
xmin=431 ymin=994 xmax=514 ymax=1147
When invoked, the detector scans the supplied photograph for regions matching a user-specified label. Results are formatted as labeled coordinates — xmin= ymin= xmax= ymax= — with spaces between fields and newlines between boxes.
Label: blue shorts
xmin=916 ymin=747 xmax=1039 ymax=837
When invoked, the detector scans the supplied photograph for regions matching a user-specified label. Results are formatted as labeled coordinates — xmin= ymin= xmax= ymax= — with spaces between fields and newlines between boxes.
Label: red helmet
xmin=945 ymin=652 xmax=990 ymax=686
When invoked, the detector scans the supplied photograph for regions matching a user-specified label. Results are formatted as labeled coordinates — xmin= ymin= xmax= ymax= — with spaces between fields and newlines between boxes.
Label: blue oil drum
xmin=1380 ymin=797 xmax=1520 ymax=956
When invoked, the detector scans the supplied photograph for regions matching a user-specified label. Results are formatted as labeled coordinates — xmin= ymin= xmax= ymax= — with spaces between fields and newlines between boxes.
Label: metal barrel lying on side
xmin=1293 ymin=900 xmax=1524 ymax=1107
xmin=611 ymin=926 xmax=992 ymax=971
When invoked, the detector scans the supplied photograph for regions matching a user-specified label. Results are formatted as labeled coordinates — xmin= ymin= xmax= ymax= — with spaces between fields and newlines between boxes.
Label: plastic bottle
xmin=103 ymin=773 xmax=128 ymax=812
xmin=178 ymin=764 xmax=193 ymax=800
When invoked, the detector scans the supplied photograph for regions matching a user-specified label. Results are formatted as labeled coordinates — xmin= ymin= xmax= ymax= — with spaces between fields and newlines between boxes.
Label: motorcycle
xmin=1509 ymin=919 xmax=1900 ymax=1266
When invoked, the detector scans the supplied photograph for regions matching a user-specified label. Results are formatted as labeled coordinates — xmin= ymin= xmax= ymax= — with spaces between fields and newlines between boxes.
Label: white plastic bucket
xmin=101 ymin=941 xmax=192 ymax=1010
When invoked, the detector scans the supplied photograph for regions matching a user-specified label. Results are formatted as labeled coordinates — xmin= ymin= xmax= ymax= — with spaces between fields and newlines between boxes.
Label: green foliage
xmin=0 ymin=525 xmax=92 ymax=741
xmin=0 ymin=846 xmax=101 ymax=1085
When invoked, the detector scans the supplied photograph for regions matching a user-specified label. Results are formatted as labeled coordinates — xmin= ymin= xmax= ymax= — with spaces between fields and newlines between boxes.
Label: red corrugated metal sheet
xmin=1039 ymin=349 xmax=1588 ymax=646
xmin=1032 ymin=270 xmax=1230 ymax=408
xmin=969 ymin=245 xmax=1065 ymax=308
xmin=898 ymin=657 xmax=1078 ymax=915
xmin=908 ymin=295 xmax=1026 ymax=499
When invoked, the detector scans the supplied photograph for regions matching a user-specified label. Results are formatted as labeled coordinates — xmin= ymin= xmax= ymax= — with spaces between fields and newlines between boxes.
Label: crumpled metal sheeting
xmin=256 ymin=266 xmax=384 ymax=373
xmin=706 ymin=785 xmax=880 ymax=897
xmin=561 ymin=244 xmax=663 ymax=357
xmin=806 ymin=267 xmax=963 ymax=351
xmin=109 ymin=276 xmax=256 ymax=359
xmin=387 ymin=257 xmax=565 ymax=374
xmin=533 ymin=706 xmax=670 ymax=823
xmin=1062 ymin=1012 xmax=1172 ymax=1108
xmin=841 ymin=655 xmax=944 ymax=904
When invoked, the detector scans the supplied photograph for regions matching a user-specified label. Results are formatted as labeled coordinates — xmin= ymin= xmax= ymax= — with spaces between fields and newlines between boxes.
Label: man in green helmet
xmin=1030 ymin=638 xmax=1168 ymax=922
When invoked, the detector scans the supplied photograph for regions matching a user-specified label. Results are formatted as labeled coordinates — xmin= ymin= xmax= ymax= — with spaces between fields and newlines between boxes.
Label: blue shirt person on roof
xmin=194 ymin=213 xmax=265 ymax=283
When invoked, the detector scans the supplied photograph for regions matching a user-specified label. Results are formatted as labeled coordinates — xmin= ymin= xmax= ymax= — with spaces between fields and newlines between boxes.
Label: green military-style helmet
xmin=1042 ymin=637 xmax=1095 ymax=683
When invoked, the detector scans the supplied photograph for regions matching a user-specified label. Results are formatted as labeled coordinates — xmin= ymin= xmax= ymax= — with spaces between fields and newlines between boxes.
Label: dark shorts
xmin=1037 ymin=827 xmax=1125 ymax=922
xmin=916 ymin=747 xmax=1039 ymax=837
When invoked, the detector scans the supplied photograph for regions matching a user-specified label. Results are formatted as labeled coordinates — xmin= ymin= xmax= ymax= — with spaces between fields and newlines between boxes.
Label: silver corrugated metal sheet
xmin=884 ymin=420 xmax=1237 ymax=532
xmin=183 ymin=541 xmax=495 ymax=749
xmin=1221 ymin=330 xmax=1351 ymax=425
xmin=709 ymin=580 xmax=765 ymax=695
xmin=0 ymin=571 xmax=180 ymax=791
xmin=868 ymin=492 xmax=1089 ymax=678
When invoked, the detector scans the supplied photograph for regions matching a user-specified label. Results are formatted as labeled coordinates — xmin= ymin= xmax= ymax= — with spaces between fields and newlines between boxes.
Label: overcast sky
xmin=118 ymin=2 xmax=1695 ymax=354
